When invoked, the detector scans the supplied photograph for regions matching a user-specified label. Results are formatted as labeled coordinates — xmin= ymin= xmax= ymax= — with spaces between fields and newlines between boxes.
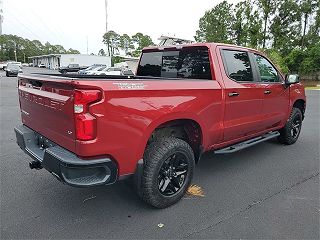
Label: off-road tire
xmin=138 ymin=137 xmax=195 ymax=208
xmin=278 ymin=107 xmax=303 ymax=145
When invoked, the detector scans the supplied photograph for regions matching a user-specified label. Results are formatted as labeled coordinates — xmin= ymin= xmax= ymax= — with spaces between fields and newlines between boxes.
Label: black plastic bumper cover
xmin=14 ymin=125 xmax=118 ymax=187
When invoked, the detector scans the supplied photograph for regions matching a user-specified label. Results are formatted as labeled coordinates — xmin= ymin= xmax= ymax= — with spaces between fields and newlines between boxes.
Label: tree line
xmin=195 ymin=0 xmax=320 ymax=74
xmin=102 ymin=31 xmax=154 ymax=57
xmin=0 ymin=34 xmax=80 ymax=62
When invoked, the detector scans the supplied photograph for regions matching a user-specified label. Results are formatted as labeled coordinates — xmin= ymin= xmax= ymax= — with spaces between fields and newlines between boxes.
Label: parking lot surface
xmin=1 ymin=68 xmax=319 ymax=239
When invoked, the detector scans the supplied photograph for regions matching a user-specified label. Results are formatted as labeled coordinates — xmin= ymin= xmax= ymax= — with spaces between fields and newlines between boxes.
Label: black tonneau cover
xmin=28 ymin=73 xmax=199 ymax=81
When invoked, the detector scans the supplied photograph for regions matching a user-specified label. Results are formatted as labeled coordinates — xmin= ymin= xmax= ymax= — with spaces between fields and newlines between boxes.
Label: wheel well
xmin=293 ymin=99 xmax=306 ymax=119
xmin=148 ymin=119 xmax=203 ymax=162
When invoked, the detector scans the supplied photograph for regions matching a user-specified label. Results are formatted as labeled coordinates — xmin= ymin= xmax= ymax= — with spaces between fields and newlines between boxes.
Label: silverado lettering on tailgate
xmin=19 ymin=90 xmax=66 ymax=111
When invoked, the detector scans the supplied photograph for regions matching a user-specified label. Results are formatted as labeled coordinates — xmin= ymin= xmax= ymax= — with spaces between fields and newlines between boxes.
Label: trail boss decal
xmin=113 ymin=82 xmax=146 ymax=90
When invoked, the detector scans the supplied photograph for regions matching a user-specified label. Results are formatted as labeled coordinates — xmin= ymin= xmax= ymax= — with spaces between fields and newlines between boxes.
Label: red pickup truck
xmin=15 ymin=43 xmax=306 ymax=208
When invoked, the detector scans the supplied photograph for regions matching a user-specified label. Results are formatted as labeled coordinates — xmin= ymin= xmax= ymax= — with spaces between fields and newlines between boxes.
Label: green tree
xmin=31 ymin=40 xmax=44 ymax=54
xmin=98 ymin=49 xmax=106 ymax=56
xmin=265 ymin=49 xmax=289 ymax=73
xmin=119 ymin=34 xmax=134 ymax=55
xmin=304 ymin=2 xmax=320 ymax=46
xmin=286 ymin=48 xmax=305 ymax=73
xmin=53 ymin=45 xmax=67 ymax=54
xmin=66 ymin=48 xmax=80 ymax=54
xmin=300 ymin=0 xmax=318 ymax=48
xmin=102 ymin=30 xmax=120 ymax=56
xmin=233 ymin=1 xmax=250 ymax=45
xmin=131 ymin=32 xmax=154 ymax=57
xmin=0 ymin=34 xmax=80 ymax=62
xmin=256 ymin=0 xmax=275 ymax=48
xmin=246 ymin=9 xmax=264 ymax=48
xmin=300 ymin=42 xmax=320 ymax=73
xmin=195 ymin=1 xmax=234 ymax=43
xmin=270 ymin=0 xmax=301 ymax=54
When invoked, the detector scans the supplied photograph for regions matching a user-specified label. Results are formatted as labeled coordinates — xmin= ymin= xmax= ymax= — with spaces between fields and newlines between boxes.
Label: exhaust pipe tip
xmin=29 ymin=160 xmax=42 ymax=170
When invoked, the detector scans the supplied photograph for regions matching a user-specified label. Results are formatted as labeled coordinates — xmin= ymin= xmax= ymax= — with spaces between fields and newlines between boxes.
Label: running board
xmin=214 ymin=131 xmax=280 ymax=154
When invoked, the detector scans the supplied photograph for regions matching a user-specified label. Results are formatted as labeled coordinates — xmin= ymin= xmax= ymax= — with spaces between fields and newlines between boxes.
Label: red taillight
xmin=74 ymin=89 xmax=101 ymax=141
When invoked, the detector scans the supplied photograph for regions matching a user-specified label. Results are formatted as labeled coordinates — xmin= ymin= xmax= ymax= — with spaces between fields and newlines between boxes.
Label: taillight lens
xmin=74 ymin=89 xmax=101 ymax=141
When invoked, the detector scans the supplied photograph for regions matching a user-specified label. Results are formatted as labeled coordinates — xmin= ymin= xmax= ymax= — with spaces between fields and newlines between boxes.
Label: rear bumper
xmin=14 ymin=124 xmax=118 ymax=187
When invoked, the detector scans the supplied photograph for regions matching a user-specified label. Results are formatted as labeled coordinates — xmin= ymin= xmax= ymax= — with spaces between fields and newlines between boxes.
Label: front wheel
xmin=138 ymin=137 xmax=195 ymax=208
xmin=278 ymin=107 xmax=303 ymax=145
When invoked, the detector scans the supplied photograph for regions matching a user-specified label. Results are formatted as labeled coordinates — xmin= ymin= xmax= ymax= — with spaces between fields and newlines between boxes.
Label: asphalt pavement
xmin=1 ymin=68 xmax=319 ymax=239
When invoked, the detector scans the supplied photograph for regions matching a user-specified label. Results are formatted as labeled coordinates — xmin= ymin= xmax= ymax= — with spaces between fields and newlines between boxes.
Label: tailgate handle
xmin=29 ymin=80 xmax=43 ymax=88
xmin=228 ymin=92 xmax=240 ymax=97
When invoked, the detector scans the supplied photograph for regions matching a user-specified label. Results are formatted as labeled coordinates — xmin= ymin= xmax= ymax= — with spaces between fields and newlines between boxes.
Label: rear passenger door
xmin=253 ymin=54 xmax=290 ymax=130
xmin=220 ymin=49 xmax=266 ymax=142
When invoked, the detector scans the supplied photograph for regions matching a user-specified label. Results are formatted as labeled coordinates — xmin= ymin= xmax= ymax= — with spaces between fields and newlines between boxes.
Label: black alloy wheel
xmin=290 ymin=114 xmax=302 ymax=140
xmin=158 ymin=152 xmax=189 ymax=197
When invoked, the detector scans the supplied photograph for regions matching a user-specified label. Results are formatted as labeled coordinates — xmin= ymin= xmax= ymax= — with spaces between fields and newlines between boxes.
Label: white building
xmin=29 ymin=54 xmax=111 ymax=69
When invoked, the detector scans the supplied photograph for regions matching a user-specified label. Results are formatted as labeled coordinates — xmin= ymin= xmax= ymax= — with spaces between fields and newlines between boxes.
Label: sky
xmin=2 ymin=0 xmax=239 ymax=54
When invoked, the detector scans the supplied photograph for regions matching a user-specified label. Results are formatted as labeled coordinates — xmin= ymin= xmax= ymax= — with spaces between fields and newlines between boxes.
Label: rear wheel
xmin=138 ymin=137 xmax=195 ymax=208
xmin=278 ymin=107 xmax=303 ymax=145
xmin=6 ymin=72 xmax=9 ymax=77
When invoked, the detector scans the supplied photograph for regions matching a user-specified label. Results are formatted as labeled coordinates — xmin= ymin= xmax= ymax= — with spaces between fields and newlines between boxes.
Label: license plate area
xmin=35 ymin=133 xmax=56 ymax=149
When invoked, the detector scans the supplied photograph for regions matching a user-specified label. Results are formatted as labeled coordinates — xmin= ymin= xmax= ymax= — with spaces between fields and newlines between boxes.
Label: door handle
xmin=264 ymin=90 xmax=272 ymax=94
xmin=228 ymin=92 xmax=240 ymax=97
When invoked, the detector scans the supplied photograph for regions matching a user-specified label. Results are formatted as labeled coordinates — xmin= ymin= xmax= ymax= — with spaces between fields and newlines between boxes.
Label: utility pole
xmin=14 ymin=44 xmax=17 ymax=61
xmin=86 ymin=36 xmax=88 ymax=54
xmin=105 ymin=0 xmax=110 ymax=57
xmin=0 ymin=0 xmax=3 ymax=35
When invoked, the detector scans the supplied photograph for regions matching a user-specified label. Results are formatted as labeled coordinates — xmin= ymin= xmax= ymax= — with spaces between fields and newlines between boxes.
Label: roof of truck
xmin=143 ymin=42 xmax=261 ymax=54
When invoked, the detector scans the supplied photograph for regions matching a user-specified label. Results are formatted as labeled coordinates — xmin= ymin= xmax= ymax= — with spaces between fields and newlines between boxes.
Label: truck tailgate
xmin=18 ymin=75 xmax=76 ymax=152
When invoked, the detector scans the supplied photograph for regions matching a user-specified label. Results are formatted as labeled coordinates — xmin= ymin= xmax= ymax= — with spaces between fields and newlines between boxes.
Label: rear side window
xmin=137 ymin=47 xmax=212 ymax=80
xmin=222 ymin=50 xmax=254 ymax=82
xmin=254 ymin=54 xmax=280 ymax=82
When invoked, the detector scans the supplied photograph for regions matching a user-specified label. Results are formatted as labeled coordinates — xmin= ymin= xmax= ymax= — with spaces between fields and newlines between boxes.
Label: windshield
xmin=137 ymin=47 xmax=212 ymax=80
xmin=85 ymin=66 xmax=96 ymax=71
xmin=7 ymin=64 xmax=20 ymax=70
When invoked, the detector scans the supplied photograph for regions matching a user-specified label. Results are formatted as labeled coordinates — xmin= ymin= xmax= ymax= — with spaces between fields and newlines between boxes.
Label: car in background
xmin=92 ymin=67 xmax=134 ymax=76
xmin=6 ymin=63 xmax=22 ymax=77
xmin=22 ymin=63 xmax=29 ymax=67
xmin=0 ymin=61 xmax=7 ymax=70
xmin=122 ymin=68 xmax=135 ymax=76
xmin=92 ymin=67 xmax=122 ymax=76
xmin=58 ymin=64 xmax=87 ymax=74
xmin=38 ymin=63 xmax=46 ymax=68
xmin=84 ymin=65 xmax=108 ymax=75
xmin=2 ymin=61 xmax=21 ymax=70
xmin=78 ymin=64 xmax=106 ymax=75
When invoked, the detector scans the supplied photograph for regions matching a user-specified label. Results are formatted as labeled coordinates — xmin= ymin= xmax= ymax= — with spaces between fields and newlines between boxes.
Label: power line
xmin=5 ymin=8 xmax=43 ymax=40
xmin=27 ymin=6 xmax=63 ymax=45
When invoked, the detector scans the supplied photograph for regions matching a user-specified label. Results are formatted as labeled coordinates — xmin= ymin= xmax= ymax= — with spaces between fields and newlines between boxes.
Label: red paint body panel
xmin=17 ymin=43 xmax=306 ymax=177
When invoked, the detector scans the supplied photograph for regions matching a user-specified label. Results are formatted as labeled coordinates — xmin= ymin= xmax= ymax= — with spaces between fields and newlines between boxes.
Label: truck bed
xmin=25 ymin=73 xmax=205 ymax=81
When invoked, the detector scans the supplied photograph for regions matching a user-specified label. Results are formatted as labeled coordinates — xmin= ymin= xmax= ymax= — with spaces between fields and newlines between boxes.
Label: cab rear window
xmin=137 ymin=47 xmax=212 ymax=80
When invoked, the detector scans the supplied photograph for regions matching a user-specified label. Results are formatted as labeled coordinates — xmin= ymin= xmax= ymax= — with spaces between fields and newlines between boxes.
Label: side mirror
xmin=285 ymin=74 xmax=300 ymax=85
